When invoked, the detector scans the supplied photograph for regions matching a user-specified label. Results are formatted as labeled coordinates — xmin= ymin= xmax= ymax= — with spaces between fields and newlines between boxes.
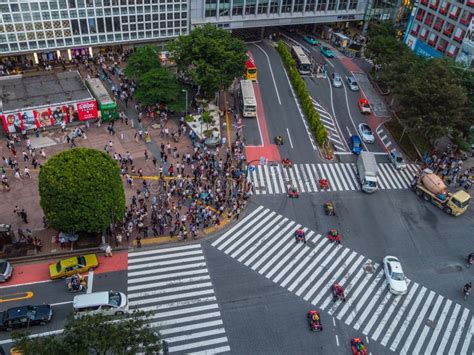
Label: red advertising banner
xmin=50 ymin=105 xmax=68 ymax=126
xmin=1 ymin=113 xmax=21 ymax=133
xmin=18 ymin=110 xmax=38 ymax=130
xmin=35 ymin=107 xmax=54 ymax=128
xmin=76 ymin=101 xmax=98 ymax=121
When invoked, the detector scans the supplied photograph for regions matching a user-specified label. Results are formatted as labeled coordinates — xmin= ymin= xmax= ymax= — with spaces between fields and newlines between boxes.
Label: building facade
xmin=403 ymin=0 xmax=473 ymax=65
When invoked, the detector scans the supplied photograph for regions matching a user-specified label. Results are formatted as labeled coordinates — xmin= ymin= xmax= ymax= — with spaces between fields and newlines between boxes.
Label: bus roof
xmin=292 ymin=45 xmax=311 ymax=65
xmin=240 ymin=80 xmax=256 ymax=106
xmin=85 ymin=78 xmax=115 ymax=105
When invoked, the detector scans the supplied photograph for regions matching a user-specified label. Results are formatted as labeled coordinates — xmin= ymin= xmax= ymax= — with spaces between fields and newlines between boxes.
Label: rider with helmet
xmin=468 ymin=253 xmax=474 ymax=265
xmin=333 ymin=283 xmax=345 ymax=300
xmin=464 ymin=282 xmax=472 ymax=295
xmin=295 ymin=228 xmax=306 ymax=243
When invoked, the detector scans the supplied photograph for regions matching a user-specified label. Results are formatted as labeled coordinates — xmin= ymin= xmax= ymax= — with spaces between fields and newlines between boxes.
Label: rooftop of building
xmin=0 ymin=71 xmax=91 ymax=113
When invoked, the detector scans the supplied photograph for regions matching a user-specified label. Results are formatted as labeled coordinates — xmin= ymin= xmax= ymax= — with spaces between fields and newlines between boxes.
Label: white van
xmin=73 ymin=291 xmax=129 ymax=316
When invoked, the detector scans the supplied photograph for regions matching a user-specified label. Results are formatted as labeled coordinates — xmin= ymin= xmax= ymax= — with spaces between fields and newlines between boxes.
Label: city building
xmin=0 ymin=0 xmax=376 ymax=66
xmin=403 ymin=0 xmax=473 ymax=66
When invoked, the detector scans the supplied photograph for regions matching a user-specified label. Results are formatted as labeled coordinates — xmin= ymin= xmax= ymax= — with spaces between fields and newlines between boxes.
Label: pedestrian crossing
xmin=249 ymin=162 xmax=418 ymax=194
xmin=212 ymin=206 xmax=474 ymax=354
xmin=127 ymin=245 xmax=230 ymax=354
xmin=311 ymin=97 xmax=346 ymax=151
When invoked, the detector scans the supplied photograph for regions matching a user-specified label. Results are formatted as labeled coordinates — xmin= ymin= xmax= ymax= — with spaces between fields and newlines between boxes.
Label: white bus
xmin=240 ymin=80 xmax=257 ymax=118
xmin=291 ymin=45 xmax=312 ymax=75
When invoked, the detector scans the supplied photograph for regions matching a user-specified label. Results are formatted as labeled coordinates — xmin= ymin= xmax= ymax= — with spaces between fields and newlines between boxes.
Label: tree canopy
xmin=168 ymin=24 xmax=247 ymax=99
xmin=12 ymin=312 xmax=161 ymax=355
xmin=124 ymin=44 xmax=161 ymax=79
xmin=365 ymin=22 xmax=473 ymax=145
xmin=39 ymin=148 xmax=126 ymax=233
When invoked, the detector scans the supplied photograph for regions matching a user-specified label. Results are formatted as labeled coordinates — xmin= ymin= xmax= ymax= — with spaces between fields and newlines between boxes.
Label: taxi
xmin=358 ymin=98 xmax=371 ymax=114
xmin=49 ymin=254 xmax=99 ymax=280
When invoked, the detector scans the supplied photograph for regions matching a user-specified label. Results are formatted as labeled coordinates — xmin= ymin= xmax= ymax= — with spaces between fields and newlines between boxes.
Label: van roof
xmin=73 ymin=291 xmax=109 ymax=308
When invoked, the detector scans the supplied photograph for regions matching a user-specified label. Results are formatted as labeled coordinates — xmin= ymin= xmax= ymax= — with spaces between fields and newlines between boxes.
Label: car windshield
xmin=452 ymin=197 xmax=469 ymax=209
xmin=77 ymin=256 xmax=86 ymax=266
xmin=367 ymin=180 xmax=376 ymax=188
xmin=109 ymin=292 xmax=122 ymax=307
xmin=391 ymin=271 xmax=405 ymax=281
xmin=395 ymin=157 xmax=404 ymax=163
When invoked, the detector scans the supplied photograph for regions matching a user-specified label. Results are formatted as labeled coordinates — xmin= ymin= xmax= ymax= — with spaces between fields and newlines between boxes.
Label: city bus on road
xmin=240 ymin=80 xmax=257 ymax=118
xmin=85 ymin=78 xmax=119 ymax=121
xmin=244 ymin=57 xmax=257 ymax=81
xmin=291 ymin=45 xmax=311 ymax=75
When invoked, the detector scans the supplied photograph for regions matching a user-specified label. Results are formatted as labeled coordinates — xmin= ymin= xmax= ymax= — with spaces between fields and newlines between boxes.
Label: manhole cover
xmin=363 ymin=262 xmax=375 ymax=274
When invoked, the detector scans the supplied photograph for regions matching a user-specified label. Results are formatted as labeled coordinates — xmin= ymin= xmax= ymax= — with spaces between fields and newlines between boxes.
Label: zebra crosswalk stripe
xmin=127 ymin=245 xmax=230 ymax=354
xmin=212 ymin=206 xmax=473 ymax=354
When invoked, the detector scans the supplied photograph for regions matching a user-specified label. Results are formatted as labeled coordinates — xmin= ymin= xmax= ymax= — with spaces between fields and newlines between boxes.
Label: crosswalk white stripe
xmin=406 ymin=164 xmax=419 ymax=176
xmin=337 ymin=268 xmax=381 ymax=320
xmin=299 ymin=164 xmax=313 ymax=192
xmin=398 ymin=167 xmax=414 ymax=186
xmin=377 ymin=164 xmax=393 ymax=189
xmin=436 ymin=303 xmax=461 ymax=355
xmin=324 ymin=163 xmax=341 ymax=191
xmin=273 ymin=165 xmax=284 ymax=193
xmin=259 ymin=227 xmax=308 ymax=276
xmin=128 ymin=275 xmax=211 ymax=291
xmin=339 ymin=163 xmax=356 ymax=190
xmin=250 ymin=168 xmax=260 ymax=194
xmin=128 ymin=282 xmax=214 ymax=300
xmin=424 ymin=299 xmax=452 ymax=354
xmin=460 ymin=316 xmax=474 ymax=354
xmin=146 ymin=303 xmax=219 ymax=319
xmin=257 ymin=165 xmax=266 ymax=194
xmin=137 ymin=297 xmax=217 ymax=313
xmin=353 ymin=280 xmax=387 ymax=330
xmin=238 ymin=217 xmax=290 ymax=263
xmin=251 ymin=224 xmax=300 ymax=271
xmin=448 ymin=308 xmax=470 ymax=354
xmin=128 ymin=256 xmax=205 ymax=270
xmin=386 ymin=164 xmax=408 ymax=188
xmin=345 ymin=271 xmax=385 ymax=326
xmin=129 ymin=244 xmax=201 ymax=258
xmin=317 ymin=164 xmax=331 ymax=191
xmin=129 ymin=289 xmax=215 ymax=306
xmin=263 ymin=165 xmax=274 ymax=195
xmin=231 ymin=215 xmax=284 ymax=260
xmin=269 ymin=166 xmax=280 ymax=194
xmin=151 ymin=312 xmax=222 ymax=327
xmin=187 ymin=345 xmax=231 ymax=355
xmin=383 ymin=163 xmax=404 ymax=189
xmin=160 ymin=320 xmax=223 ymax=335
xmin=389 ymin=286 xmax=427 ymax=351
xmin=310 ymin=249 xmax=355 ymax=305
xmin=328 ymin=268 xmax=366 ymax=316
xmin=412 ymin=294 xmax=444 ymax=354
xmin=288 ymin=242 xmax=335 ymax=292
xmin=212 ymin=205 xmax=265 ymax=247
xmin=371 ymin=280 xmax=411 ymax=341
xmin=361 ymin=290 xmax=392 ymax=334
xmin=225 ymin=211 xmax=277 ymax=255
xmin=128 ymin=268 xmax=209 ymax=284
xmin=273 ymin=232 xmax=318 ymax=283
xmin=380 ymin=163 xmax=402 ymax=189
xmin=213 ymin=207 xmax=268 ymax=249
xmin=321 ymin=255 xmax=365 ymax=311
xmin=400 ymin=290 xmax=435 ymax=354
xmin=293 ymin=164 xmax=306 ymax=193
xmin=280 ymin=236 xmax=328 ymax=288
xmin=401 ymin=165 xmax=416 ymax=181
xmin=375 ymin=164 xmax=388 ymax=189
xmin=305 ymin=164 xmax=318 ymax=192
xmin=346 ymin=163 xmax=361 ymax=190
xmin=128 ymin=249 xmax=203 ymax=264
xmin=296 ymin=246 xmax=340 ymax=297
xmin=245 ymin=221 xmax=296 ymax=267
xmin=288 ymin=167 xmax=300 ymax=192
xmin=331 ymin=164 xmax=349 ymax=190
xmin=310 ymin=164 xmax=321 ymax=191
xmin=165 ymin=335 xmax=229 ymax=354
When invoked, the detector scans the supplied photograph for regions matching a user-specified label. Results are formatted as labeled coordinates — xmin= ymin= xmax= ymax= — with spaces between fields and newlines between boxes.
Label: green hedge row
xmin=276 ymin=41 xmax=328 ymax=145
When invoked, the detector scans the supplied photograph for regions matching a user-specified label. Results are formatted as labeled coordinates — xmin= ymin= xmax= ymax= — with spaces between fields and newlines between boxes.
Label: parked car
xmin=388 ymin=150 xmax=407 ymax=169
xmin=320 ymin=46 xmax=334 ymax=58
xmin=358 ymin=98 xmax=371 ymax=114
xmin=357 ymin=123 xmax=375 ymax=144
xmin=332 ymin=73 xmax=343 ymax=88
xmin=0 ymin=259 xmax=13 ymax=282
xmin=49 ymin=254 xmax=99 ymax=280
xmin=303 ymin=35 xmax=319 ymax=45
xmin=350 ymin=135 xmax=363 ymax=155
xmin=383 ymin=256 xmax=408 ymax=295
xmin=73 ymin=291 xmax=129 ymax=317
xmin=0 ymin=305 xmax=52 ymax=331
xmin=346 ymin=76 xmax=359 ymax=91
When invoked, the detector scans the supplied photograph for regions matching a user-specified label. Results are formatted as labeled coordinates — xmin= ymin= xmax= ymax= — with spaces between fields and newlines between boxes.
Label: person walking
xmin=105 ymin=244 xmax=113 ymax=257
xmin=20 ymin=209 xmax=28 ymax=224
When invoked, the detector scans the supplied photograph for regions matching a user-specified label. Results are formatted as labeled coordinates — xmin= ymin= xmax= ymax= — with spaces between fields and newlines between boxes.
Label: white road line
xmin=147 ymin=303 xmax=219 ymax=320
xmin=168 ymin=336 xmax=228 ymax=352
xmin=436 ymin=303 xmax=461 ymax=355
xmin=87 ymin=270 xmax=94 ymax=294
xmin=128 ymin=249 xmax=203 ymax=264
xmin=257 ymin=164 xmax=266 ymax=193
xmin=128 ymin=244 xmax=201 ymax=258
xmin=187 ymin=345 xmax=231 ymax=355
xmin=329 ymin=267 xmax=366 ymax=316
xmin=128 ymin=275 xmax=211 ymax=292
xmin=51 ymin=301 xmax=74 ymax=306
xmin=270 ymin=166 xmax=280 ymax=194
xmin=335 ymin=334 xmax=340 ymax=346
xmin=151 ymin=312 xmax=222 ymax=327
xmin=160 ymin=320 xmax=223 ymax=335
xmin=460 ymin=317 xmax=474 ymax=354
xmin=253 ymin=43 xmax=281 ymax=105
xmin=424 ymin=299 xmax=452 ymax=354
xmin=137 ymin=297 xmax=217 ymax=313
xmin=128 ymin=282 xmax=214 ymax=300
xmin=263 ymin=165 xmax=273 ymax=195
xmin=353 ymin=281 xmax=386 ymax=330
xmin=362 ymin=291 xmax=392 ymax=335
xmin=128 ymin=256 xmax=206 ymax=271
xmin=128 ymin=262 xmax=207 ymax=279
xmin=286 ymin=127 xmax=294 ymax=148
xmin=305 ymin=164 xmax=318 ymax=191
xmin=448 ymin=308 xmax=470 ymax=354
xmin=332 ymin=164 xmax=349 ymax=191
xmin=412 ymin=294 xmax=444 ymax=354
xmin=129 ymin=289 xmax=215 ymax=306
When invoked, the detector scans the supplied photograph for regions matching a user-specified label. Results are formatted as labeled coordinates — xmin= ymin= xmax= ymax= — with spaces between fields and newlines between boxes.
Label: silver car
xmin=388 ymin=150 xmax=407 ymax=169
xmin=346 ymin=76 xmax=359 ymax=91
xmin=332 ymin=73 xmax=343 ymax=88
xmin=0 ymin=259 xmax=13 ymax=282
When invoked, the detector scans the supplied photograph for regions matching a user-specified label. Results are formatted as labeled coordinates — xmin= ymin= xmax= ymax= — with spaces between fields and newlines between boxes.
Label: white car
xmin=357 ymin=123 xmax=375 ymax=144
xmin=383 ymin=256 xmax=408 ymax=295
xmin=332 ymin=73 xmax=343 ymax=88
xmin=346 ymin=76 xmax=359 ymax=91
xmin=388 ymin=150 xmax=407 ymax=170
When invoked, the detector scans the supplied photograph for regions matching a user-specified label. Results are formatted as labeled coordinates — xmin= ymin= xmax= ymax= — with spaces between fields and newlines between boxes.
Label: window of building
xmin=245 ymin=0 xmax=256 ymax=15
xmin=205 ymin=0 xmax=218 ymax=17
xmin=71 ymin=19 xmax=79 ymax=34
xmin=105 ymin=17 xmax=113 ymax=32
xmin=146 ymin=23 xmax=151 ymax=29
xmin=97 ymin=18 xmax=105 ymax=32
xmin=339 ymin=0 xmax=348 ymax=10
xmin=3 ymin=15 xmax=12 ymax=23
xmin=282 ymin=0 xmax=292 ymax=12
xmin=20 ymin=42 xmax=29 ymax=50
xmin=232 ymin=0 xmax=243 ymax=15
xmin=80 ymin=19 xmax=88 ymax=34
xmin=10 ymin=4 xmax=19 ymax=12
xmin=0 ymin=45 xmax=9 ymax=53
xmin=13 ymin=14 xmax=22 ymax=22
xmin=137 ymin=23 xmax=144 ymax=30
xmin=23 ymin=13 xmax=32 ymax=21
xmin=349 ymin=0 xmax=358 ymax=9
xmin=31 ymin=3 xmax=40 ymax=11
xmin=460 ymin=9 xmax=472 ymax=25
xmin=327 ymin=0 xmax=336 ymax=10
xmin=317 ymin=0 xmax=328 ymax=11
xmin=130 ymin=24 xmax=136 ymax=31
xmin=294 ymin=0 xmax=304 ymax=12
xmin=88 ymin=18 xmax=97 ymax=33
xmin=419 ymin=27 xmax=428 ymax=39
xmin=269 ymin=0 xmax=279 ymax=13
xmin=453 ymin=27 xmax=465 ymax=41
xmin=0 ymin=4 xmax=10 ymax=12
xmin=258 ymin=1 xmax=268 ymax=13
xmin=305 ymin=0 xmax=316 ymax=11
xmin=40 ymin=2 xmax=49 ymax=10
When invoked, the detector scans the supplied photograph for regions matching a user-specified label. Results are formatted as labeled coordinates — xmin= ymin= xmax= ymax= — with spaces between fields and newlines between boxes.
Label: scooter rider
xmin=295 ymin=228 xmax=306 ymax=244
xmin=468 ymin=253 xmax=474 ymax=264
xmin=464 ymin=282 xmax=472 ymax=296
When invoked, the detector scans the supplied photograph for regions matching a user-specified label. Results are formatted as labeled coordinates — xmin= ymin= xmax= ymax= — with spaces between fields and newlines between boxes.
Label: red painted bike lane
xmin=0 ymin=252 xmax=128 ymax=288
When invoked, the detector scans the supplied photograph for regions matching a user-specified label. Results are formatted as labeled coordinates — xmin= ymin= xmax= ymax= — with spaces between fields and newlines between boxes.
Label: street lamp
xmin=182 ymin=89 xmax=188 ymax=115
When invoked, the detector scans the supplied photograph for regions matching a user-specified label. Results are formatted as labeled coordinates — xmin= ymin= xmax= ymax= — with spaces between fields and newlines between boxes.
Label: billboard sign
xmin=414 ymin=40 xmax=442 ymax=59
xmin=77 ymin=100 xmax=98 ymax=121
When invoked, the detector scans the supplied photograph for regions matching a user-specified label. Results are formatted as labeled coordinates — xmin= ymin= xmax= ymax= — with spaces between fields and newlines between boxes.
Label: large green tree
xmin=134 ymin=67 xmax=185 ymax=112
xmin=168 ymin=24 xmax=247 ymax=99
xmin=124 ymin=44 xmax=161 ymax=79
xmin=12 ymin=312 xmax=161 ymax=355
xmin=39 ymin=148 xmax=126 ymax=233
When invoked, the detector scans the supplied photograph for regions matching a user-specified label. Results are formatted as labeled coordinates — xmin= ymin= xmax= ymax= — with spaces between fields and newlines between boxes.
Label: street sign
xmin=249 ymin=165 xmax=256 ymax=173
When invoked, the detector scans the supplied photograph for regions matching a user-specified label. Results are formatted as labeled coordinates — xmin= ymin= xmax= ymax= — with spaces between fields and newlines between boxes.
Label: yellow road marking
xmin=0 ymin=291 xmax=34 ymax=303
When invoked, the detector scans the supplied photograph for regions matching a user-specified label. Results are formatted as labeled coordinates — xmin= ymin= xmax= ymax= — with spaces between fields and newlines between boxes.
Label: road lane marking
xmin=0 ymin=279 xmax=53 ymax=289
xmin=87 ymin=270 xmax=94 ymax=294
xmin=0 ymin=291 xmax=33 ymax=303
xmin=252 ymin=43 xmax=281 ymax=105
xmin=286 ymin=128 xmax=294 ymax=148
xmin=51 ymin=301 xmax=74 ymax=306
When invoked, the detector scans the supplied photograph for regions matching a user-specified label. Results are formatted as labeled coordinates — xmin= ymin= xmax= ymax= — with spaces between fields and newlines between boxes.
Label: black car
xmin=0 ymin=305 xmax=52 ymax=331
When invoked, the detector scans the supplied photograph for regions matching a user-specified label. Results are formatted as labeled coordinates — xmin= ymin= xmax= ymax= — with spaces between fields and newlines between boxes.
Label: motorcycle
xmin=307 ymin=310 xmax=323 ymax=332
xmin=66 ymin=275 xmax=88 ymax=293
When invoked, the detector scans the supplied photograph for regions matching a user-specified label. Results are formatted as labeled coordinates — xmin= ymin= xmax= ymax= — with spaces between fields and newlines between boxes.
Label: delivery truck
xmin=356 ymin=151 xmax=379 ymax=193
